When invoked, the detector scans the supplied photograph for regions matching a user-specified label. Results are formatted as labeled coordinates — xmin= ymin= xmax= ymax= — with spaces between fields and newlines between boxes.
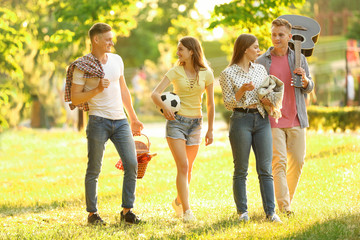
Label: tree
xmin=306 ymin=0 xmax=360 ymax=12
xmin=208 ymin=0 xmax=305 ymax=54
xmin=113 ymin=0 xmax=213 ymax=115
xmin=0 ymin=0 xmax=139 ymax=130
xmin=347 ymin=12 xmax=360 ymax=39
xmin=115 ymin=0 xmax=199 ymax=68
xmin=0 ymin=7 xmax=30 ymax=131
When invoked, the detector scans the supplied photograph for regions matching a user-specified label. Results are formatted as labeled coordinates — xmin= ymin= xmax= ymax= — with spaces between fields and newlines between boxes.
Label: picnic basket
xmin=115 ymin=134 xmax=156 ymax=179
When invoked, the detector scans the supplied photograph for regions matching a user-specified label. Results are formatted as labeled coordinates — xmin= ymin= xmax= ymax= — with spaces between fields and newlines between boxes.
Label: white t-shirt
xmin=72 ymin=53 xmax=126 ymax=120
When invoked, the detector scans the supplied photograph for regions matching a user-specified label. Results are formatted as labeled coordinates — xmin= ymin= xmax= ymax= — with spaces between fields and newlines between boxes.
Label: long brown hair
xmin=229 ymin=34 xmax=257 ymax=66
xmin=178 ymin=36 xmax=209 ymax=84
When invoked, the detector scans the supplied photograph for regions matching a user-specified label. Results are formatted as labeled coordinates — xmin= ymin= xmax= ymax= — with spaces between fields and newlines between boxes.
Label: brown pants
xmin=271 ymin=127 xmax=306 ymax=212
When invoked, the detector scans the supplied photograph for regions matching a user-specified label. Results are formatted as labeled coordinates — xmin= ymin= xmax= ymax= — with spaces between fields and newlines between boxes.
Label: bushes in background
xmin=218 ymin=103 xmax=360 ymax=131
xmin=307 ymin=106 xmax=360 ymax=131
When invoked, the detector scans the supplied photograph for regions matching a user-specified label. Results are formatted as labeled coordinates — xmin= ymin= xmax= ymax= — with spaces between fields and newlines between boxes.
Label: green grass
xmin=0 ymin=126 xmax=359 ymax=239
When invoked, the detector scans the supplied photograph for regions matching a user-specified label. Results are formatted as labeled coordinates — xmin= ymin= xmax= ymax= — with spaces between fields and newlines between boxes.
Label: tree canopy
xmin=0 ymin=0 xmax=139 ymax=130
xmin=4 ymin=0 xmax=353 ymax=131
xmin=209 ymin=0 xmax=305 ymax=30
xmin=209 ymin=0 xmax=305 ymax=53
xmin=115 ymin=0 xmax=199 ymax=68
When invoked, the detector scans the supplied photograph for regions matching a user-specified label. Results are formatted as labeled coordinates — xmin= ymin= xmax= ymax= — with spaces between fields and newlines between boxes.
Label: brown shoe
xmin=88 ymin=213 xmax=106 ymax=225
xmin=120 ymin=210 xmax=141 ymax=225
xmin=284 ymin=210 xmax=295 ymax=217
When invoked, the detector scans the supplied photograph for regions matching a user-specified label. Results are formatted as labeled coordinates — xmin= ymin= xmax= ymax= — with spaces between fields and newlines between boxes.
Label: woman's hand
xmin=261 ymin=98 xmax=272 ymax=106
xmin=235 ymin=81 xmax=255 ymax=101
xmin=241 ymin=81 xmax=255 ymax=92
xmin=205 ymin=130 xmax=213 ymax=146
xmin=162 ymin=106 xmax=176 ymax=120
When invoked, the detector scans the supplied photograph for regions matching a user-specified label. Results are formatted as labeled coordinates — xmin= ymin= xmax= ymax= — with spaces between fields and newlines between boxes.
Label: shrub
xmin=307 ymin=106 xmax=360 ymax=131
xmin=219 ymin=104 xmax=360 ymax=132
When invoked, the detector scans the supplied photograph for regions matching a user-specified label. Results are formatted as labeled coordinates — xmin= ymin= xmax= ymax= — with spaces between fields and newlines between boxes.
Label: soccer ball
xmin=158 ymin=92 xmax=181 ymax=114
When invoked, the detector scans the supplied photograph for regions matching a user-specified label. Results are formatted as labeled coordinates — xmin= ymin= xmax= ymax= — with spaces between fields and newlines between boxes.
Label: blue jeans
xmin=229 ymin=111 xmax=275 ymax=216
xmin=85 ymin=115 xmax=137 ymax=212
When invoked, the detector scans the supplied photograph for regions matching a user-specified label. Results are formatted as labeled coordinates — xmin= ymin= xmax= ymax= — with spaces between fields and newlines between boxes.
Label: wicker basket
xmin=135 ymin=134 xmax=150 ymax=155
xmin=115 ymin=134 xmax=156 ymax=179
xmin=137 ymin=154 xmax=149 ymax=179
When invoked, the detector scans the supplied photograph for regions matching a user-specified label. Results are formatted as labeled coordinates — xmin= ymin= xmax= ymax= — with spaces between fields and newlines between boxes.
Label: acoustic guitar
xmin=278 ymin=15 xmax=321 ymax=87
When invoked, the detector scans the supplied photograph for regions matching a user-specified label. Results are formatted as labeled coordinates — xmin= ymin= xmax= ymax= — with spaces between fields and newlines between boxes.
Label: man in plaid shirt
xmin=66 ymin=23 xmax=143 ymax=225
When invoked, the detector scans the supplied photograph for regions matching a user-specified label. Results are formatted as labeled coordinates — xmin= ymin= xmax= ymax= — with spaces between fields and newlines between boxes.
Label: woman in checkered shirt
xmin=219 ymin=34 xmax=282 ymax=223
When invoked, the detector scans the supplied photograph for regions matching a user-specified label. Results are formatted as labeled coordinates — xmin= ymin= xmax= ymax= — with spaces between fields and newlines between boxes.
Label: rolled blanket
xmin=257 ymin=75 xmax=284 ymax=123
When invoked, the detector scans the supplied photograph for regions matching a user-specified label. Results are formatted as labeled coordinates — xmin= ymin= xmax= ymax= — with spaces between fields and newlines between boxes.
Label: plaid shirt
xmin=65 ymin=53 xmax=105 ymax=111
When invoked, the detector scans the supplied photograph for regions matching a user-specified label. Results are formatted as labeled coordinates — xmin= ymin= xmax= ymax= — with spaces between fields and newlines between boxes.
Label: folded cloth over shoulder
xmin=65 ymin=53 xmax=105 ymax=111
xmin=257 ymin=75 xmax=284 ymax=123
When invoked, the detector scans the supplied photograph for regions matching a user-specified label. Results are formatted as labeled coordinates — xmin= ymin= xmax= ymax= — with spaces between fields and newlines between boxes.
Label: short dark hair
xmin=272 ymin=19 xmax=292 ymax=31
xmin=88 ymin=23 xmax=112 ymax=40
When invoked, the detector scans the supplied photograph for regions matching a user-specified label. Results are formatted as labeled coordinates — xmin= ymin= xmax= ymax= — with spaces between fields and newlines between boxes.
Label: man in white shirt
xmin=66 ymin=23 xmax=143 ymax=225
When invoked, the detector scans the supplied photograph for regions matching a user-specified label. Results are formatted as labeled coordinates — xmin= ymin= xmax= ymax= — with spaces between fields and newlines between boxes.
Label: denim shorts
xmin=166 ymin=114 xmax=202 ymax=146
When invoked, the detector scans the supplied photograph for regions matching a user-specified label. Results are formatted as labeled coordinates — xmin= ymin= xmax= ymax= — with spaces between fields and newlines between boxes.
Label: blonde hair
xmin=272 ymin=19 xmax=292 ymax=31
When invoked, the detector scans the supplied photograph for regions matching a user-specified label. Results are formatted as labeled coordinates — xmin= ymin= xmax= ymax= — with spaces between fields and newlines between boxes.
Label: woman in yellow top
xmin=151 ymin=36 xmax=215 ymax=222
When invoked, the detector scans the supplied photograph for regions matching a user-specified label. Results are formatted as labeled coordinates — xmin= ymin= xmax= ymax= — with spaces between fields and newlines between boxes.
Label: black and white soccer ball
xmin=158 ymin=92 xmax=181 ymax=115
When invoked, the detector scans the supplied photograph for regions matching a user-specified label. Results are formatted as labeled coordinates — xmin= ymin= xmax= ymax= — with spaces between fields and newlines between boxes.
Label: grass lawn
xmin=0 ymin=123 xmax=359 ymax=239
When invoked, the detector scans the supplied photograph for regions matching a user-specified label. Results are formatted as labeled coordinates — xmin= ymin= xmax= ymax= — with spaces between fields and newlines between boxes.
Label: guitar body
xmin=278 ymin=15 xmax=321 ymax=87
xmin=278 ymin=15 xmax=321 ymax=57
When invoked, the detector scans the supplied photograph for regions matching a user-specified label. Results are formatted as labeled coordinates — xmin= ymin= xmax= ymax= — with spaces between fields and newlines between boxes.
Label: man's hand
xmin=131 ymin=119 xmax=144 ymax=136
xmin=97 ymin=78 xmax=110 ymax=92
xmin=293 ymin=68 xmax=308 ymax=88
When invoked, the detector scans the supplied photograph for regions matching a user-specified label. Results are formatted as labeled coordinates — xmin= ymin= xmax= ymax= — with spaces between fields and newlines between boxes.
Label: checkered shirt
xmin=65 ymin=53 xmax=105 ymax=111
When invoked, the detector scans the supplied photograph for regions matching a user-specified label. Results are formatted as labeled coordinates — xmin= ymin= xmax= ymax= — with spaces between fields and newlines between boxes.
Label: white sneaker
xmin=172 ymin=199 xmax=183 ymax=218
xmin=267 ymin=213 xmax=282 ymax=223
xmin=239 ymin=212 xmax=249 ymax=222
xmin=183 ymin=209 xmax=196 ymax=222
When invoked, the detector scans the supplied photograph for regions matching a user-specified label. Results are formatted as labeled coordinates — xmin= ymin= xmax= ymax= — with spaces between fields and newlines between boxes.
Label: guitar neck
xmin=294 ymin=40 xmax=301 ymax=68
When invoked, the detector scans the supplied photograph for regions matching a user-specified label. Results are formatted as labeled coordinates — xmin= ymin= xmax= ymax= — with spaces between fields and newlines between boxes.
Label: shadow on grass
xmin=280 ymin=214 xmax=360 ymax=240
xmin=160 ymin=212 xmax=269 ymax=239
xmin=154 ymin=213 xmax=360 ymax=239
xmin=0 ymin=193 xmax=121 ymax=217
xmin=3 ymin=205 xmax=359 ymax=240
xmin=0 ymin=198 xmax=83 ymax=217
